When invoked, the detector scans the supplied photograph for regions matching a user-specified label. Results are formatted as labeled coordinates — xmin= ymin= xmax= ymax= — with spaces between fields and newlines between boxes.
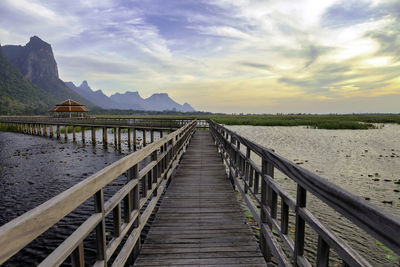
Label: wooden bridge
xmin=0 ymin=117 xmax=399 ymax=266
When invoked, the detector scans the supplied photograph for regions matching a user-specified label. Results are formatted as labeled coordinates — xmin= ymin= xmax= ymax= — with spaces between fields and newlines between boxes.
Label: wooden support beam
xmin=118 ymin=128 xmax=122 ymax=150
xmin=64 ymin=125 xmax=68 ymax=140
xmin=103 ymin=127 xmax=107 ymax=147
xmin=57 ymin=125 xmax=60 ymax=139
xmin=94 ymin=190 xmax=106 ymax=262
xmin=133 ymin=129 xmax=137 ymax=151
xmin=114 ymin=128 xmax=117 ymax=147
xmin=70 ymin=242 xmax=85 ymax=267
xmin=72 ymin=126 xmax=76 ymax=142
xmin=127 ymin=128 xmax=131 ymax=150
xmin=91 ymin=127 xmax=96 ymax=145
xmin=143 ymin=130 xmax=147 ymax=147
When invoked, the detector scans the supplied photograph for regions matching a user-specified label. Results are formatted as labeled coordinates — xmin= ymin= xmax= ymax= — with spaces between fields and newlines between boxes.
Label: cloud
xmin=1 ymin=0 xmax=400 ymax=113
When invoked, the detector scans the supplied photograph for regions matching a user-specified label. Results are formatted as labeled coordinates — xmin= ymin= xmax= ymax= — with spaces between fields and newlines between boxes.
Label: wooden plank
xmin=135 ymin=131 xmax=266 ymax=266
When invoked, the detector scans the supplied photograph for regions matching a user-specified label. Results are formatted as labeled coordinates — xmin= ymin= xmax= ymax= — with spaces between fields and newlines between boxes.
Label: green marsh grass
xmin=95 ymin=114 xmax=400 ymax=129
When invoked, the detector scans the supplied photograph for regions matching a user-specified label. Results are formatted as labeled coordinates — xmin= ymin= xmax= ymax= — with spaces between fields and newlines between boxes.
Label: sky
xmin=0 ymin=0 xmax=399 ymax=113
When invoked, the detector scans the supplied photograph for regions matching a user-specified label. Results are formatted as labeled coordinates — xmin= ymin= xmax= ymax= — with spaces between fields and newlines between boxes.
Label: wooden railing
xmin=0 ymin=120 xmax=197 ymax=266
xmin=0 ymin=116 xmax=209 ymax=129
xmin=209 ymin=120 xmax=400 ymax=267
xmin=0 ymin=116 xmax=190 ymax=129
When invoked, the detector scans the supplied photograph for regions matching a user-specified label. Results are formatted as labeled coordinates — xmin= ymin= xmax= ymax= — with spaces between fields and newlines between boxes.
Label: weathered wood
xmin=133 ymin=128 xmax=137 ymax=151
xmin=64 ymin=125 xmax=68 ymax=140
xmin=94 ymin=190 xmax=106 ymax=262
xmin=81 ymin=127 xmax=85 ymax=144
xmin=113 ymin=127 xmax=117 ymax=146
xmin=0 ymin=121 xmax=196 ymax=264
xmin=143 ymin=129 xmax=147 ymax=147
xmin=135 ymin=131 xmax=266 ymax=266
xmin=209 ymin=120 xmax=400 ymax=257
xmin=102 ymin=127 xmax=107 ymax=146
xmin=72 ymin=126 xmax=76 ymax=142
xmin=118 ymin=127 xmax=121 ymax=150
xmin=91 ymin=127 xmax=96 ymax=145
xmin=38 ymin=214 xmax=101 ymax=267
xmin=70 ymin=242 xmax=84 ymax=267
xmin=317 ymin=235 xmax=329 ymax=267
xmin=56 ymin=125 xmax=60 ymax=139
xmin=49 ymin=125 xmax=54 ymax=138
xmin=128 ymin=128 xmax=131 ymax=149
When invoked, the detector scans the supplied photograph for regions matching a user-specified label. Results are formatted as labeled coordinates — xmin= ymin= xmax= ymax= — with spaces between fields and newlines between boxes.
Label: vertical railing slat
xmin=94 ymin=189 xmax=106 ymax=263
xmin=70 ymin=242 xmax=85 ymax=267
xmin=294 ymin=185 xmax=307 ymax=266
xmin=316 ymin=236 xmax=330 ymax=267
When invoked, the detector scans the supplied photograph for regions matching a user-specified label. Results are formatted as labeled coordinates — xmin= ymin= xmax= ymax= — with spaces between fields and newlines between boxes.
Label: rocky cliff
xmin=2 ymin=36 xmax=96 ymax=108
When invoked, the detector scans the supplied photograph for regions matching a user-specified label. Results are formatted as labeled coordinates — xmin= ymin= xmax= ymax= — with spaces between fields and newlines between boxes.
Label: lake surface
xmin=0 ymin=129 xmax=165 ymax=266
xmin=227 ymin=124 xmax=400 ymax=266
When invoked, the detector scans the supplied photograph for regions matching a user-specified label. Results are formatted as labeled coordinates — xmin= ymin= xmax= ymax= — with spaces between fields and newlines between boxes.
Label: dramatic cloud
xmin=1 ymin=0 xmax=399 ymax=112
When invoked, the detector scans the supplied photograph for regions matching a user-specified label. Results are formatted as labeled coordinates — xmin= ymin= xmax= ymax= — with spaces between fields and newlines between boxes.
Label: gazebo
xmin=49 ymin=99 xmax=89 ymax=118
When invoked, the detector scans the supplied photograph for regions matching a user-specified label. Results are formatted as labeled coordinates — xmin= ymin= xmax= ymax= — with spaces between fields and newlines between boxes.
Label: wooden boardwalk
xmin=135 ymin=131 xmax=267 ymax=266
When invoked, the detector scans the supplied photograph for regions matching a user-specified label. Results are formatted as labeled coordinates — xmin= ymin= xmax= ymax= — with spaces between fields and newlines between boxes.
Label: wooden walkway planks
xmin=134 ymin=130 xmax=267 ymax=266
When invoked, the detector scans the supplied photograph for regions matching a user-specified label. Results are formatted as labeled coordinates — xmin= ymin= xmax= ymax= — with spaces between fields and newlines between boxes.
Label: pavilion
xmin=49 ymin=99 xmax=89 ymax=118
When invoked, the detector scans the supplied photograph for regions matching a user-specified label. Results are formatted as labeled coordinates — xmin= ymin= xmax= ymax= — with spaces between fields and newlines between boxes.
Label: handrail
xmin=0 ymin=120 xmax=197 ymax=265
xmin=209 ymin=120 xmax=400 ymax=267
xmin=0 ymin=116 xmax=209 ymax=129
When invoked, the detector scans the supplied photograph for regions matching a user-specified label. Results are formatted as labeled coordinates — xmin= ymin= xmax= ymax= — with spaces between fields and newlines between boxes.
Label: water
xmin=227 ymin=124 xmax=400 ymax=266
xmin=0 ymin=129 xmax=167 ymax=266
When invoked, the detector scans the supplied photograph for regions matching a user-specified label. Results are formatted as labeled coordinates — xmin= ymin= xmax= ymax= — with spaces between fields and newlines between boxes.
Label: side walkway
xmin=135 ymin=130 xmax=267 ymax=266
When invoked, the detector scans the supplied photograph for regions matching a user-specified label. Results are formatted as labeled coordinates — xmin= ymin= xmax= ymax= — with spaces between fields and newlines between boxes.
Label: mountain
xmin=66 ymin=81 xmax=119 ymax=109
xmin=0 ymin=46 xmax=56 ymax=114
xmin=1 ymin=36 xmax=96 ymax=108
xmin=109 ymin=91 xmax=144 ymax=110
xmin=143 ymin=93 xmax=195 ymax=112
xmin=67 ymin=80 xmax=196 ymax=112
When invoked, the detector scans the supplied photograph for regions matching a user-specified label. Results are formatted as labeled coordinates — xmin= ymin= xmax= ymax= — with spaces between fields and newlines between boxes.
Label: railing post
xmin=118 ymin=128 xmax=121 ymax=151
xmin=64 ymin=125 xmax=68 ymax=140
xmin=317 ymin=236 xmax=330 ymax=267
xmin=294 ymin=185 xmax=307 ymax=266
xmin=72 ymin=126 xmax=76 ymax=142
xmin=244 ymin=147 xmax=250 ymax=193
xmin=70 ymin=242 xmax=85 ymax=267
xmin=128 ymin=128 xmax=131 ymax=150
xmin=114 ymin=127 xmax=117 ymax=147
xmin=81 ymin=127 xmax=85 ymax=144
xmin=143 ymin=130 xmax=147 ymax=147
xmin=133 ymin=129 xmax=137 ymax=151
xmin=152 ymin=150 xmax=158 ymax=196
xmin=131 ymin=164 xmax=141 ymax=261
xmin=56 ymin=125 xmax=60 ymax=139
xmin=91 ymin=127 xmax=96 ymax=145
xmin=103 ymin=127 xmax=107 ymax=147
xmin=261 ymin=159 xmax=272 ymax=262
xmin=94 ymin=189 xmax=106 ymax=264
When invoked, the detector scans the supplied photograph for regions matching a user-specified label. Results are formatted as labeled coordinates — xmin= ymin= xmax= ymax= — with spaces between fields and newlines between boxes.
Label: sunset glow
xmin=1 ymin=0 xmax=399 ymax=113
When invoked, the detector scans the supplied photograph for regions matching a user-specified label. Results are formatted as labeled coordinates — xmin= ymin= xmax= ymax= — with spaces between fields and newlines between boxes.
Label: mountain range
xmin=0 ymin=36 xmax=195 ymax=114
xmin=66 ymin=80 xmax=195 ymax=112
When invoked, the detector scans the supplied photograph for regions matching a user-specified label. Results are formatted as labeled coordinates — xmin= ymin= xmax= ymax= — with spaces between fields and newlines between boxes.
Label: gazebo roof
xmin=55 ymin=99 xmax=85 ymax=106
xmin=49 ymin=99 xmax=89 ymax=112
